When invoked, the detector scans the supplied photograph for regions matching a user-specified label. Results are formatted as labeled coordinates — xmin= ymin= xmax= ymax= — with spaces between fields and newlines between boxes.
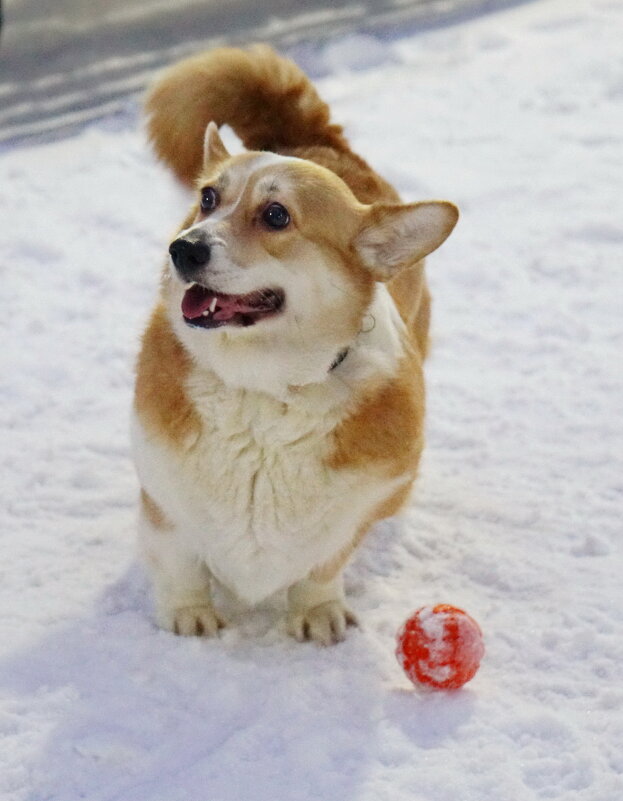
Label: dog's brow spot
xmin=257 ymin=177 xmax=280 ymax=195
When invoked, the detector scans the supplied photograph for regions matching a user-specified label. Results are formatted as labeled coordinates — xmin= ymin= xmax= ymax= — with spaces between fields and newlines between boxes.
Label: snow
xmin=1 ymin=0 xmax=622 ymax=798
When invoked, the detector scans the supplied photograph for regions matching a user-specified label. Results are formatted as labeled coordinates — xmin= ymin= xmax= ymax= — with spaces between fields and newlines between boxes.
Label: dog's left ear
xmin=354 ymin=201 xmax=459 ymax=280
xmin=203 ymin=121 xmax=231 ymax=165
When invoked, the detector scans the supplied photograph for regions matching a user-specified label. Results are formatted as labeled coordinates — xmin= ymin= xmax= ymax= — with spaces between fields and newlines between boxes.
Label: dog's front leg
xmin=286 ymin=574 xmax=357 ymax=646
xmin=139 ymin=493 xmax=224 ymax=637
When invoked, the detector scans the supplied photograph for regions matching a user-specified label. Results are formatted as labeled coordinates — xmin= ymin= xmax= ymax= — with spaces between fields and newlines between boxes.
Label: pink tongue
xmin=181 ymin=286 xmax=261 ymax=321
xmin=182 ymin=285 xmax=216 ymax=319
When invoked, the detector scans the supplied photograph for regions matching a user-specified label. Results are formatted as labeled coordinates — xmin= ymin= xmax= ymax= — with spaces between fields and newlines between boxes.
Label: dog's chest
xmin=188 ymin=384 xmax=340 ymax=535
xmin=133 ymin=377 xmax=385 ymax=602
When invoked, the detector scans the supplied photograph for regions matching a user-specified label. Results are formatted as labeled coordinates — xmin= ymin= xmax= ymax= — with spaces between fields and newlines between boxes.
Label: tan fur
xmin=146 ymin=45 xmax=350 ymax=186
xmin=134 ymin=304 xmax=201 ymax=447
xmin=328 ymin=346 xmax=424 ymax=476
xmin=140 ymin=488 xmax=172 ymax=530
xmin=280 ymin=145 xmax=400 ymax=205
xmin=388 ymin=265 xmax=431 ymax=357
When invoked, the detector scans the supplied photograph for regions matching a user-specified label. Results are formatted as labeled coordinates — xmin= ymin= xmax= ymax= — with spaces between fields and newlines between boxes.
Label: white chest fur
xmin=132 ymin=382 xmax=403 ymax=604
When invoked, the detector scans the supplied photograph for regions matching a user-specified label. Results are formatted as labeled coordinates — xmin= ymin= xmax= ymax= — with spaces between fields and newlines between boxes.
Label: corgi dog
xmin=133 ymin=45 xmax=458 ymax=645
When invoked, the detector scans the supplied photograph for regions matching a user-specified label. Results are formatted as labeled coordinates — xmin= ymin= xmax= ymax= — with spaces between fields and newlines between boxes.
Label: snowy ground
xmin=1 ymin=0 xmax=622 ymax=798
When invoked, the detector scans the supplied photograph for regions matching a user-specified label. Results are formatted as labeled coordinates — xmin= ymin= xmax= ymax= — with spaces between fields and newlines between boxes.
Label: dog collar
xmin=329 ymin=348 xmax=349 ymax=372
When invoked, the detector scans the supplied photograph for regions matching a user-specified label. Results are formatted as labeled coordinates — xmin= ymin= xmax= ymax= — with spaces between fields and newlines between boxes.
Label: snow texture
xmin=1 ymin=0 xmax=622 ymax=798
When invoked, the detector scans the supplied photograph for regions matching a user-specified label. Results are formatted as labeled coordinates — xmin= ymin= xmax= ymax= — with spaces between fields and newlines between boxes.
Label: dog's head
xmin=163 ymin=123 xmax=457 ymax=395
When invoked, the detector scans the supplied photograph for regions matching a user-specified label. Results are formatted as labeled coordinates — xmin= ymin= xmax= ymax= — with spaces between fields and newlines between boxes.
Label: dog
xmin=132 ymin=45 xmax=458 ymax=645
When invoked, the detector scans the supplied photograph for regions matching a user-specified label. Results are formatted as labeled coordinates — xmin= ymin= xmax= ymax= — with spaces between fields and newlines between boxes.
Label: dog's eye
xmin=200 ymin=187 xmax=219 ymax=213
xmin=262 ymin=203 xmax=290 ymax=230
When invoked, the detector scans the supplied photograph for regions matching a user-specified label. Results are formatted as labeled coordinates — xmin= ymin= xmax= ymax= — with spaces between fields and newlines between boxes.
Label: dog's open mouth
xmin=181 ymin=284 xmax=285 ymax=329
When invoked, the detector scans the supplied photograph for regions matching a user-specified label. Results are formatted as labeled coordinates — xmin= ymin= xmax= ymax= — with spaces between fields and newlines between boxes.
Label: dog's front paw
xmin=287 ymin=601 xmax=357 ymax=646
xmin=160 ymin=605 xmax=226 ymax=637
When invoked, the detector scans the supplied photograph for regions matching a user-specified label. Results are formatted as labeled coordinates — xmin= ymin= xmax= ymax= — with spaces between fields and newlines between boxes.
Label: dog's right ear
xmin=203 ymin=121 xmax=230 ymax=165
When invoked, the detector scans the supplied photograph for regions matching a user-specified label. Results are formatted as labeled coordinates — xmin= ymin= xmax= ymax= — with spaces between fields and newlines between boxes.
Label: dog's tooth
xmin=202 ymin=309 xmax=210 ymax=317
xmin=209 ymin=297 xmax=218 ymax=313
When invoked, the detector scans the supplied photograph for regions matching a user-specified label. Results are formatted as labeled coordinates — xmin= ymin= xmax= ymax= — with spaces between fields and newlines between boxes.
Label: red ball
xmin=396 ymin=604 xmax=484 ymax=690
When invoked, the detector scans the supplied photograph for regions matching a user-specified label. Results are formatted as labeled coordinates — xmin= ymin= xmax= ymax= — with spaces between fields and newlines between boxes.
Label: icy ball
xmin=396 ymin=604 xmax=484 ymax=690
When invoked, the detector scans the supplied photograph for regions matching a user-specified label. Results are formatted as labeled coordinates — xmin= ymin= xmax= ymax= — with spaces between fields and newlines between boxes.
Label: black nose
xmin=169 ymin=238 xmax=211 ymax=281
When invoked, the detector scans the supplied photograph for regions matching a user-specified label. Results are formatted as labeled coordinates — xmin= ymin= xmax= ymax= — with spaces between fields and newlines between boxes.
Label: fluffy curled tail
xmin=145 ymin=45 xmax=349 ymax=185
